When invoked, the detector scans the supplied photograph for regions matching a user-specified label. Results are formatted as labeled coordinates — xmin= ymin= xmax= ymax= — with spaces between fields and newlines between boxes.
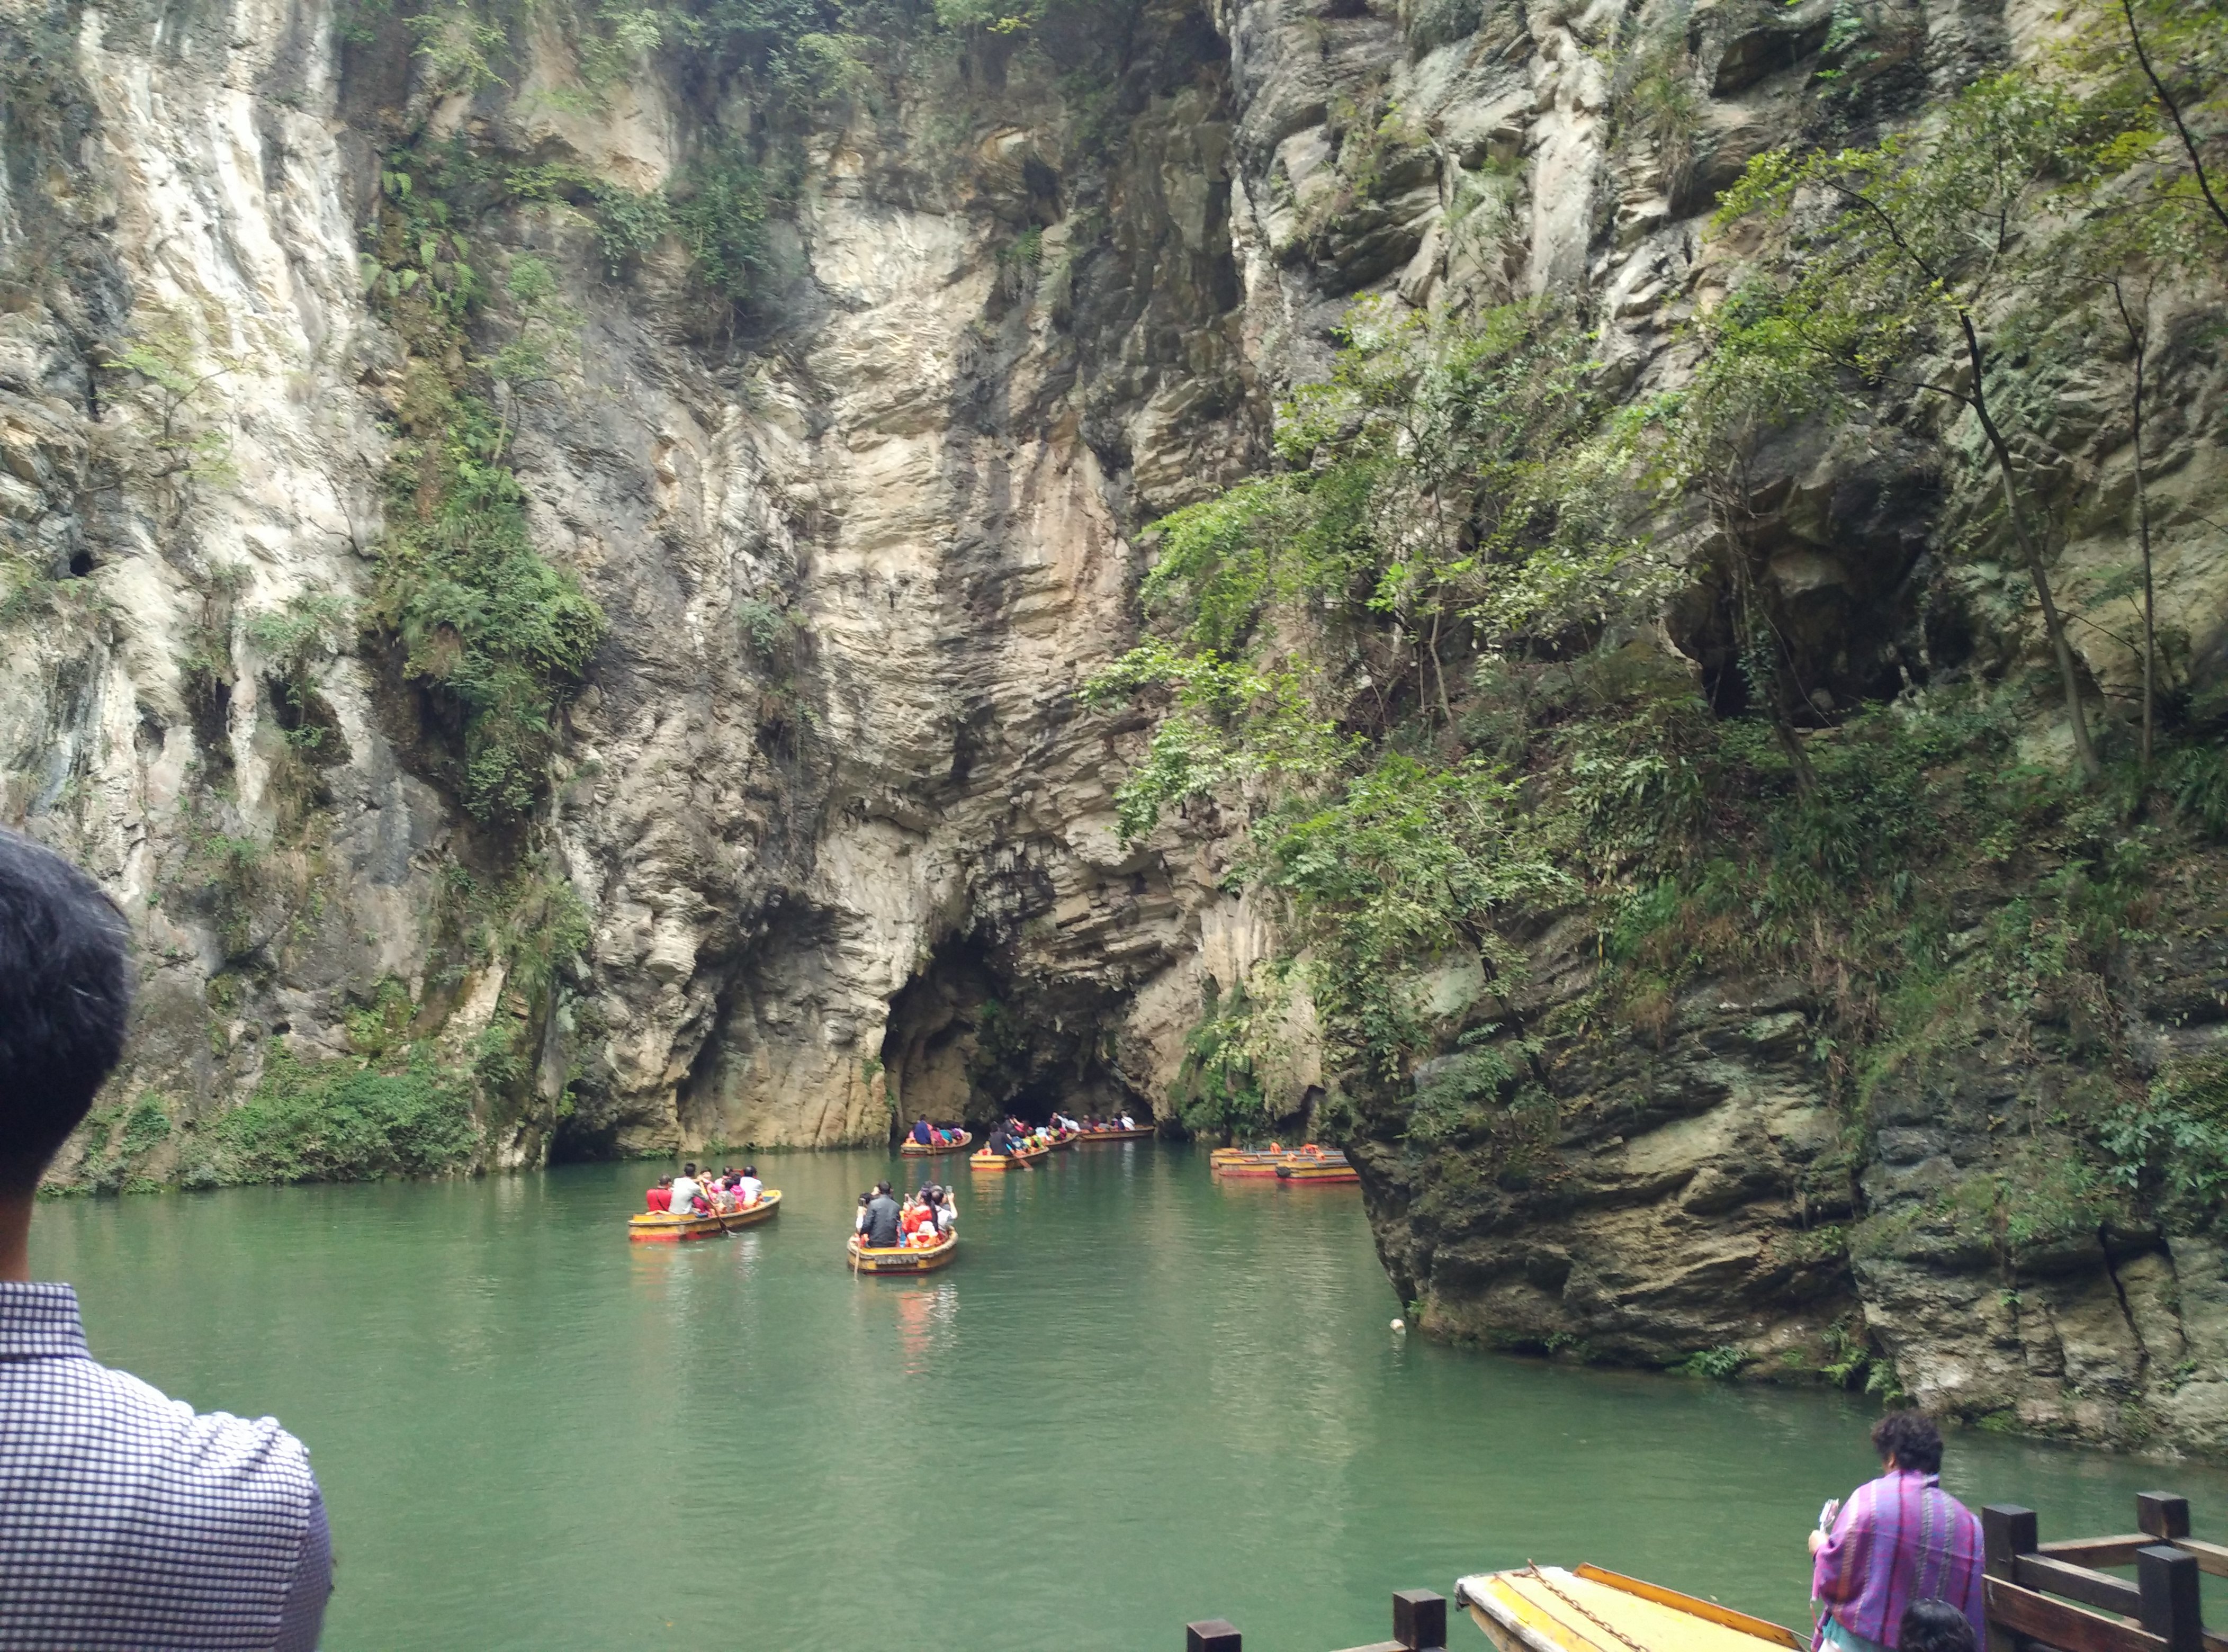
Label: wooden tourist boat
xmin=1213 ymin=1144 xmax=1351 ymax=1180
xmin=1076 ymin=1125 xmax=1153 ymax=1142
xmin=1275 ymin=1154 xmax=1358 ymax=1186
xmin=626 ymin=1189 xmax=783 ymax=1243
xmin=969 ymin=1142 xmax=1053 ymax=1171
xmin=901 ymin=1128 xmax=971 ymax=1157
xmin=1457 ymin=1564 xmax=1800 ymax=1652
xmin=1048 ymin=1127 xmax=1081 ymax=1150
xmin=1209 ymin=1145 xmax=1284 ymax=1178
xmin=847 ymin=1230 xmax=959 ymax=1274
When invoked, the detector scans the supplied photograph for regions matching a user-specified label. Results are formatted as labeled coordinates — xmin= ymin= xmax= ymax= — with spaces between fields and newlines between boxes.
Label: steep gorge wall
xmin=2 ymin=0 xmax=2225 ymax=1454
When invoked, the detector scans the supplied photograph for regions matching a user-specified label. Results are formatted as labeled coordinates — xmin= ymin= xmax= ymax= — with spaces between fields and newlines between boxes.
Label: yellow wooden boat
xmin=1276 ymin=1156 xmax=1358 ymax=1185
xmin=1076 ymin=1125 xmax=1153 ymax=1142
xmin=970 ymin=1141 xmax=1052 ymax=1170
xmin=901 ymin=1128 xmax=971 ymax=1157
xmin=1457 ymin=1564 xmax=1800 ymax=1652
xmin=848 ymin=1230 xmax=959 ymax=1273
xmin=626 ymin=1189 xmax=782 ymax=1242
xmin=1213 ymin=1144 xmax=1350 ymax=1180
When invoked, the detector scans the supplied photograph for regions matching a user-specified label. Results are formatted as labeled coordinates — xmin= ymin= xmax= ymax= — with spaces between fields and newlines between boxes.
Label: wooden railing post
xmin=2136 ymin=1494 xmax=2192 ymax=1543
xmin=2136 ymin=1546 xmax=2202 ymax=1652
xmin=1984 ymin=1505 xmax=2040 ymax=1652
xmin=1186 ymin=1619 xmax=1241 ymax=1652
xmin=1395 ymin=1589 xmax=1448 ymax=1651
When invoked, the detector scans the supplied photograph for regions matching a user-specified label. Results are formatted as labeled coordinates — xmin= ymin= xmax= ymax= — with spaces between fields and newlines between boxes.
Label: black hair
xmin=0 ymin=830 xmax=133 ymax=1194
xmin=683 ymin=1162 xmax=697 ymax=1175
xmin=743 ymin=1164 xmax=756 ymax=1177
xmin=1898 ymin=1601 xmax=1975 ymax=1652
xmin=1871 ymin=1409 xmax=1944 ymax=1474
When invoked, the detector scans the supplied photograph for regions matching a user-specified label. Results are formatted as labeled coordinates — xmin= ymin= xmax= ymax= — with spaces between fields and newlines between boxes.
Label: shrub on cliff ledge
xmin=215 ymin=1046 xmax=479 ymax=1184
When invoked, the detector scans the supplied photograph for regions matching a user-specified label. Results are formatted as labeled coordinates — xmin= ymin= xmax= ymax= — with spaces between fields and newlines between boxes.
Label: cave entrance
xmin=878 ymin=935 xmax=1146 ymax=1139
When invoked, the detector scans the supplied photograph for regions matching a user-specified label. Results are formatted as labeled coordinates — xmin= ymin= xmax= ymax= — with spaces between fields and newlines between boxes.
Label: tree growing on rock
xmin=1716 ymin=73 xmax=2135 ymax=780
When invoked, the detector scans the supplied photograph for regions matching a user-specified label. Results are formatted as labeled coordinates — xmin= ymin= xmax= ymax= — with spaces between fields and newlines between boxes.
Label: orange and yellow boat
xmin=970 ymin=1142 xmax=1053 ymax=1171
xmin=626 ymin=1189 xmax=783 ymax=1242
xmin=847 ymin=1230 xmax=959 ymax=1273
xmin=1277 ymin=1155 xmax=1359 ymax=1185
xmin=1457 ymin=1564 xmax=1800 ymax=1652
xmin=901 ymin=1128 xmax=971 ymax=1157
xmin=1212 ymin=1143 xmax=1351 ymax=1180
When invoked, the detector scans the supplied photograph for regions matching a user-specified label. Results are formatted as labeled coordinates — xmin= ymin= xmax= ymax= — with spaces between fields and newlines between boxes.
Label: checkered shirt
xmin=1 ymin=1282 xmax=331 ymax=1650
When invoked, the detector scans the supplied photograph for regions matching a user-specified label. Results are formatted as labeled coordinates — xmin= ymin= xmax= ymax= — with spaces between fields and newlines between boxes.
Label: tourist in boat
xmin=1898 ymin=1601 xmax=1975 ymax=1652
xmin=863 ymin=1182 xmax=901 ymax=1249
xmin=670 ymin=1163 xmax=703 ymax=1216
xmin=1120 ymin=1112 xmax=1136 ymax=1129
xmin=645 ymin=1176 xmax=674 ymax=1213
xmin=912 ymin=1114 xmax=936 ymax=1146
xmin=855 ymin=1193 xmax=872 ymax=1233
xmin=1808 ymin=1412 xmax=1984 ymax=1652
xmin=985 ymin=1124 xmax=1014 ymax=1156
xmin=932 ymin=1186 xmax=957 ymax=1235
xmin=736 ymin=1165 xmax=762 ymax=1206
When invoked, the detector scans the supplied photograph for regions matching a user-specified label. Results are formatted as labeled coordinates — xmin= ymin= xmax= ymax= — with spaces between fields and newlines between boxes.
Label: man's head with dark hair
xmin=1871 ymin=1408 xmax=1945 ymax=1475
xmin=0 ymin=830 xmax=132 ymax=1195
xmin=1899 ymin=1600 xmax=1976 ymax=1652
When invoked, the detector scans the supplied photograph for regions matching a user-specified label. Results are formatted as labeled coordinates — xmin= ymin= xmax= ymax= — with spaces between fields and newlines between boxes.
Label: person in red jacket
xmin=644 ymin=1177 xmax=673 ymax=1213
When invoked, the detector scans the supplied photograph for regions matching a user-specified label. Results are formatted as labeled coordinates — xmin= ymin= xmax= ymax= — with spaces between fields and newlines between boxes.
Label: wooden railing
xmin=1983 ymin=1493 xmax=2216 ymax=1652
xmin=1182 ymin=1492 xmax=2216 ymax=1652
xmin=1186 ymin=1589 xmax=1448 ymax=1652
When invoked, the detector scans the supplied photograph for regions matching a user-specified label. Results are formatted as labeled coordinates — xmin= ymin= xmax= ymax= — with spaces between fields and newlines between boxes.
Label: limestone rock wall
xmin=3 ymin=0 xmax=2224 ymax=1452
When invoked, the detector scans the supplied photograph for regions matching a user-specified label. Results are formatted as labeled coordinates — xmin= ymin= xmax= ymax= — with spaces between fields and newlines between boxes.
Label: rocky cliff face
xmin=2 ymin=0 xmax=2222 ymax=1450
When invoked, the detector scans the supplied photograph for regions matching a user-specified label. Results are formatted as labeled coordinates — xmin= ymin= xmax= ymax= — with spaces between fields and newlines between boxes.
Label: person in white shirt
xmin=1119 ymin=1114 xmax=1135 ymax=1130
xmin=934 ymin=1189 xmax=957 ymax=1235
xmin=737 ymin=1165 xmax=762 ymax=1206
xmin=669 ymin=1164 xmax=702 ymax=1214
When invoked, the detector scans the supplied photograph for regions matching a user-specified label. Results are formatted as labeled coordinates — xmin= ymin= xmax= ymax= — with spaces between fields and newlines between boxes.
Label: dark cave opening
xmin=878 ymin=933 xmax=1147 ymax=1138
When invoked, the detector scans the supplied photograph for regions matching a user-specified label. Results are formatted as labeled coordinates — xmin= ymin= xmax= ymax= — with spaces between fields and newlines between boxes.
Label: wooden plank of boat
xmin=847 ymin=1231 xmax=959 ymax=1273
xmin=1456 ymin=1565 xmax=1800 ymax=1652
xmin=1076 ymin=1126 xmax=1153 ymax=1142
xmin=901 ymin=1129 xmax=972 ymax=1156
xmin=626 ymin=1189 xmax=783 ymax=1242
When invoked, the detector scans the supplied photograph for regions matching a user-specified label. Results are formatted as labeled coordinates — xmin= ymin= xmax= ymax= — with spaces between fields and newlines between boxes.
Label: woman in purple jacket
xmin=1808 ymin=1412 xmax=1986 ymax=1652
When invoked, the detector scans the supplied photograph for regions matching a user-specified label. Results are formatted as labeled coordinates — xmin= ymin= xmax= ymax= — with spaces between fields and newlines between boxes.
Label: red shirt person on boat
xmin=644 ymin=1179 xmax=672 ymax=1213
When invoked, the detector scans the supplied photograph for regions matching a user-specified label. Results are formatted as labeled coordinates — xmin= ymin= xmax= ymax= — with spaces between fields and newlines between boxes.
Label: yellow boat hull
xmin=1276 ymin=1161 xmax=1358 ymax=1184
xmin=626 ymin=1189 xmax=782 ymax=1242
xmin=1075 ymin=1126 xmax=1153 ymax=1142
xmin=901 ymin=1129 xmax=971 ymax=1156
xmin=1458 ymin=1564 xmax=1799 ymax=1652
xmin=848 ymin=1232 xmax=959 ymax=1273
xmin=970 ymin=1143 xmax=1052 ymax=1170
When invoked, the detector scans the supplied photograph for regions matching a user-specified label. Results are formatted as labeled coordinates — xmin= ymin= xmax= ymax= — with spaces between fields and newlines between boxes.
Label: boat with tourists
xmin=1456 ymin=1564 xmax=1801 ymax=1652
xmin=971 ymin=1141 xmax=1053 ymax=1171
xmin=902 ymin=1127 xmax=971 ymax=1156
xmin=1076 ymin=1124 xmax=1152 ymax=1142
xmin=847 ymin=1229 xmax=959 ymax=1273
xmin=626 ymin=1189 xmax=783 ymax=1242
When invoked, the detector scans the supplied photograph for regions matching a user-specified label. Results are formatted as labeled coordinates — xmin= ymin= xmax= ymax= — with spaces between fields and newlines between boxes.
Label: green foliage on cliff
xmin=214 ymin=1046 xmax=479 ymax=1183
xmin=366 ymin=154 xmax=607 ymax=825
xmin=1097 ymin=22 xmax=2228 ymax=1225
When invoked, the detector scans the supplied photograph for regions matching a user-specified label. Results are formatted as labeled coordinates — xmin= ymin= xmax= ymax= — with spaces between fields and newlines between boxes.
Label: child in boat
xmin=1900 ymin=1601 xmax=1976 ymax=1652
xmin=645 ymin=1177 xmax=673 ymax=1213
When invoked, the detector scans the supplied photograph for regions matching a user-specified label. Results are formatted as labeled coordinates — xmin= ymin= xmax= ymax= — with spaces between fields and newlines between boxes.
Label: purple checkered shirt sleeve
xmin=0 ymin=1282 xmax=332 ymax=1650
xmin=1813 ymin=1469 xmax=1985 ymax=1649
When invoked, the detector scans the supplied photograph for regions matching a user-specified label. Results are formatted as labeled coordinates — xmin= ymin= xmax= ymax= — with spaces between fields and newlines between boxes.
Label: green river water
xmin=29 ymin=1142 xmax=2228 ymax=1652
